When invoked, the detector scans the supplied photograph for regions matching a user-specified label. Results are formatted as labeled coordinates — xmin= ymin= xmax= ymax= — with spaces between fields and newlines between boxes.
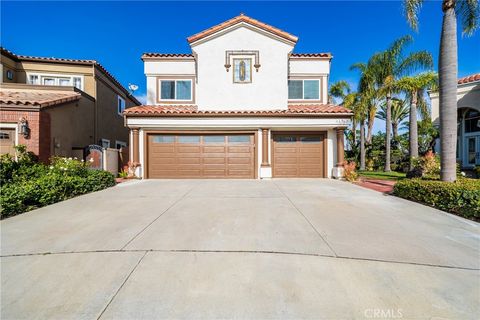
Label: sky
xmin=2 ymin=1 xmax=479 ymax=133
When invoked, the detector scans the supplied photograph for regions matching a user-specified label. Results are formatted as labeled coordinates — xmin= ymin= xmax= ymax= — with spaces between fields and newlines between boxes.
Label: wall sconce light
xmin=19 ymin=117 xmax=30 ymax=138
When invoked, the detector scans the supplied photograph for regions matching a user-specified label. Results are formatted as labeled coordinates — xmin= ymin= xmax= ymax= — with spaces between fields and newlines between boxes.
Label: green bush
xmin=393 ymin=178 xmax=480 ymax=220
xmin=0 ymin=147 xmax=115 ymax=219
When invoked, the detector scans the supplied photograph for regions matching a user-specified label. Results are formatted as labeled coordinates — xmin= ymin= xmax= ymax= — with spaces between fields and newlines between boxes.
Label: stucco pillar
xmin=132 ymin=128 xmax=139 ymax=163
xmin=261 ymin=128 xmax=270 ymax=167
xmin=333 ymin=128 xmax=345 ymax=179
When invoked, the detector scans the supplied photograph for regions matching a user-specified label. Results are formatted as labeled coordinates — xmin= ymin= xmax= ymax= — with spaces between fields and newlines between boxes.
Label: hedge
xmin=0 ymin=151 xmax=115 ymax=219
xmin=393 ymin=178 xmax=480 ymax=220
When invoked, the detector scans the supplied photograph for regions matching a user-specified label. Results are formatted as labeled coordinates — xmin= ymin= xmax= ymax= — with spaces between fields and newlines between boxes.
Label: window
xmin=100 ymin=139 xmax=110 ymax=148
xmin=233 ymin=58 xmax=252 ymax=83
xmin=115 ymin=141 xmax=127 ymax=149
xmin=26 ymin=73 xmax=83 ymax=90
xmin=28 ymin=75 xmax=39 ymax=85
xmin=152 ymin=135 xmax=175 ymax=143
xmin=274 ymin=136 xmax=296 ymax=143
xmin=117 ymin=96 xmax=126 ymax=115
xmin=299 ymin=136 xmax=321 ymax=143
xmin=159 ymin=80 xmax=192 ymax=101
xmin=288 ymin=80 xmax=320 ymax=100
xmin=6 ymin=70 xmax=13 ymax=80
xmin=204 ymin=136 xmax=225 ymax=144
xmin=178 ymin=136 xmax=200 ymax=143
xmin=0 ymin=132 xmax=10 ymax=139
xmin=465 ymin=109 xmax=480 ymax=133
xmin=227 ymin=135 xmax=250 ymax=144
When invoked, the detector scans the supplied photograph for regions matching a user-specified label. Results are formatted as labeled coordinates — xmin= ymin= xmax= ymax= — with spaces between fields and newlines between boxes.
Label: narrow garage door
xmin=147 ymin=134 xmax=255 ymax=178
xmin=273 ymin=133 xmax=326 ymax=178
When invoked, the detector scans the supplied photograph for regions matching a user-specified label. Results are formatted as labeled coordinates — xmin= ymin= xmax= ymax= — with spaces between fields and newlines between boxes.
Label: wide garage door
xmin=147 ymin=133 xmax=255 ymax=178
xmin=273 ymin=133 xmax=326 ymax=178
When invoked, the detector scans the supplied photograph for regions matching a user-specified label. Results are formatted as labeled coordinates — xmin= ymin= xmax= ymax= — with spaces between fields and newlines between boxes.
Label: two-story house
xmin=124 ymin=14 xmax=352 ymax=179
xmin=0 ymin=48 xmax=140 ymax=162
xmin=429 ymin=73 xmax=480 ymax=169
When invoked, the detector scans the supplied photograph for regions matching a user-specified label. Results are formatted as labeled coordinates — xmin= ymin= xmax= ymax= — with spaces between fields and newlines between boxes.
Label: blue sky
xmin=2 ymin=1 xmax=479 ymax=133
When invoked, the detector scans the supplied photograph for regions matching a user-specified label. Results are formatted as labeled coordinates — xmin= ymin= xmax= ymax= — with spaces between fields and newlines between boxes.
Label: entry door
xmin=465 ymin=136 xmax=480 ymax=166
xmin=0 ymin=128 xmax=16 ymax=156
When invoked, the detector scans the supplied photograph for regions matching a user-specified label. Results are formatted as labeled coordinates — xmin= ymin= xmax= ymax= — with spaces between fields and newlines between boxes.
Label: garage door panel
xmin=148 ymin=134 xmax=254 ymax=178
xmin=273 ymin=133 xmax=325 ymax=178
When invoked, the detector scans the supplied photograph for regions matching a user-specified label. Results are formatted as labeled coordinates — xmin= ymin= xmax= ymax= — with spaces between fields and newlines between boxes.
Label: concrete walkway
xmin=1 ymin=179 xmax=479 ymax=319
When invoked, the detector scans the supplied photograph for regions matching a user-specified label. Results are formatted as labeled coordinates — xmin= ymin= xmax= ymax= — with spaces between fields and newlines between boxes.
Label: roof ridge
xmin=458 ymin=73 xmax=480 ymax=85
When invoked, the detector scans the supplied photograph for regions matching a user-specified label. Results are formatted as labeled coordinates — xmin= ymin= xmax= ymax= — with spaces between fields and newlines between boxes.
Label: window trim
xmin=288 ymin=77 xmax=323 ymax=102
xmin=117 ymin=95 xmax=126 ymax=116
xmin=156 ymin=76 xmax=195 ymax=104
xmin=26 ymin=72 xmax=84 ymax=90
xmin=100 ymin=139 xmax=110 ymax=149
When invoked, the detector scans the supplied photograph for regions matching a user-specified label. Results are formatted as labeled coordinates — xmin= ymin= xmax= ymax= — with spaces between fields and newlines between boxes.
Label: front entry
xmin=0 ymin=128 xmax=16 ymax=156
xmin=465 ymin=135 xmax=480 ymax=167
xmin=147 ymin=133 xmax=255 ymax=178
xmin=272 ymin=133 xmax=326 ymax=178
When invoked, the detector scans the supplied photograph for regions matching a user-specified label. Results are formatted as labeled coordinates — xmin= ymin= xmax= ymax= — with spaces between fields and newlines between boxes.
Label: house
xmin=0 ymin=48 xmax=141 ymax=162
xmin=124 ymin=14 xmax=352 ymax=179
xmin=429 ymin=73 xmax=480 ymax=168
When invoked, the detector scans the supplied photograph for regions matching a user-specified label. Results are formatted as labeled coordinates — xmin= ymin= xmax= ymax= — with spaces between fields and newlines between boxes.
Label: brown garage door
xmin=273 ymin=133 xmax=326 ymax=178
xmin=147 ymin=134 xmax=255 ymax=178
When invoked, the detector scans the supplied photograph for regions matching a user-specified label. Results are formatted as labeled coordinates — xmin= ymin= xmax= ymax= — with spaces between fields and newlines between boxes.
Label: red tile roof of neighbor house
xmin=142 ymin=53 xmax=194 ymax=58
xmin=290 ymin=53 xmax=332 ymax=58
xmin=123 ymin=104 xmax=352 ymax=116
xmin=458 ymin=73 xmax=480 ymax=84
xmin=0 ymin=47 xmax=141 ymax=105
xmin=0 ymin=88 xmax=81 ymax=108
xmin=187 ymin=14 xmax=299 ymax=44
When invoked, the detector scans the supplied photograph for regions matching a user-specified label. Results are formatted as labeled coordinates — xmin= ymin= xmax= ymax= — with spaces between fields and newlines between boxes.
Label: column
xmin=261 ymin=128 xmax=270 ymax=167
xmin=132 ymin=128 xmax=139 ymax=163
xmin=336 ymin=128 xmax=345 ymax=167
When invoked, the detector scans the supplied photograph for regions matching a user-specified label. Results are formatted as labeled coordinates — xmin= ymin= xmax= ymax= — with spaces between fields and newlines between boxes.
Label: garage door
xmin=0 ymin=128 xmax=16 ymax=156
xmin=273 ymin=133 xmax=326 ymax=178
xmin=147 ymin=134 xmax=255 ymax=178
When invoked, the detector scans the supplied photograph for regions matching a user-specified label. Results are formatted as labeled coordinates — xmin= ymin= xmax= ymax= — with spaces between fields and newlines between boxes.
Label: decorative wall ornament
xmin=233 ymin=58 xmax=252 ymax=83
xmin=224 ymin=50 xmax=260 ymax=72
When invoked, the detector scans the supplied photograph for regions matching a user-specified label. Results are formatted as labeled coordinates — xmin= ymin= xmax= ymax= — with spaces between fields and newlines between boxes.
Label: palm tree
xmin=376 ymin=98 xmax=410 ymax=140
xmin=329 ymin=81 xmax=357 ymax=148
xmin=369 ymin=35 xmax=433 ymax=172
xmin=403 ymin=0 xmax=479 ymax=181
xmin=395 ymin=72 xmax=438 ymax=169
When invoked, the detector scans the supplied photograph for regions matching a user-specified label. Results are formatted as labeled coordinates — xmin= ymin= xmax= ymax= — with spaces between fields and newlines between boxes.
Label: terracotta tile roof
xmin=290 ymin=53 xmax=332 ymax=58
xmin=142 ymin=53 xmax=194 ymax=58
xmin=458 ymin=73 xmax=480 ymax=84
xmin=124 ymin=104 xmax=352 ymax=116
xmin=0 ymin=88 xmax=81 ymax=108
xmin=187 ymin=14 xmax=298 ymax=44
xmin=1 ymin=47 xmax=141 ymax=105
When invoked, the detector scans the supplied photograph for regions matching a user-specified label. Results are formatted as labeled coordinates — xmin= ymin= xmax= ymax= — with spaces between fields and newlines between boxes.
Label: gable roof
xmin=123 ymin=104 xmax=352 ymax=117
xmin=458 ymin=73 xmax=480 ymax=85
xmin=187 ymin=14 xmax=298 ymax=44
xmin=1 ymin=47 xmax=141 ymax=105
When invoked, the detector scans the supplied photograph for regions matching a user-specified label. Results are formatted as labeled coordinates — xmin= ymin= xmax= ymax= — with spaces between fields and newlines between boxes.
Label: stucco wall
xmin=192 ymin=27 xmax=294 ymax=110
xmin=430 ymin=83 xmax=480 ymax=125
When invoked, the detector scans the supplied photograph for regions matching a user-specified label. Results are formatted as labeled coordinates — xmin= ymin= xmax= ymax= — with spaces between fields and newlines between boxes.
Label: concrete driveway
xmin=1 ymin=179 xmax=479 ymax=319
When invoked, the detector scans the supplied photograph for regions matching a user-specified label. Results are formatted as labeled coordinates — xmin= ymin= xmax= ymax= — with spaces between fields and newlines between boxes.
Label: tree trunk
xmin=439 ymin=1 xmax=458 ymax=181
xmin=392 ymin=123 xmax=399 ymax=140
xmin=384 ymin=92 xmax=392 ymax=172
xmin=367 ymin=118 xmax=374 ymax=145
xmin=351 ymin=118 xmax=357 ymax=148
xmin=360 ymin=119 xmax=366 ymax=170
xmin=409 ymin=91 xmax=419 ymax=170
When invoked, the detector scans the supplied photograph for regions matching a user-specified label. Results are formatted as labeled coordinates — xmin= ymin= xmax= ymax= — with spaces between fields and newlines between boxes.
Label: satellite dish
xmin=128 ymin=83 xmax=139 ymax=93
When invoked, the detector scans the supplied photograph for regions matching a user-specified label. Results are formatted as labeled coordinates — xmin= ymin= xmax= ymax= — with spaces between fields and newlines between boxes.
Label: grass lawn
xmin=358 ymin=171 xmax=406 ymax=181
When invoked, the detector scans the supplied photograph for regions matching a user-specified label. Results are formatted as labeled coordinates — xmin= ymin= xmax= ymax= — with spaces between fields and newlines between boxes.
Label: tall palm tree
xmin=376 ymin=98 xmax=410 ymax=140
xmin=369 ymin=35 xmax=433 ymax=172
xmin=395 ymin=72 xmax=438 ymax=169
xmin=329 ymin=81 xmax=357 ymax=148
xmin=403 ymin=0 xmax=479 ymax=181
xmin=350 ymin=62 xmax=381 ymax=145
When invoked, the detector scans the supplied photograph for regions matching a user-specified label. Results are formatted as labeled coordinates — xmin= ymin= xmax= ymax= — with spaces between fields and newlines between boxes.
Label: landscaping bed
xmin=393 ymin=178 xmax=480 ymax=221
xmin=0 ymin=146 xmax=115 ymax=219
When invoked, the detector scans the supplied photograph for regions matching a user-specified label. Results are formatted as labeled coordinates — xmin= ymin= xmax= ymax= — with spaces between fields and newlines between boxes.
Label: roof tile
xmin=458 ymin=73 xmax=480 ymax=85
xmin=0 ymin=88 xmax=81 ymax=108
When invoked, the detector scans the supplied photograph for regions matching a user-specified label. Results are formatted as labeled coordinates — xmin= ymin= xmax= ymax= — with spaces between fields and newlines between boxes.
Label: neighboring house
xmin=124 ymin=14 xmax=352 ymax=179
xmin=429 ymin=73 xmax=480 ymax=169
xmin=0 ymin=48 xmax=140 ymax=162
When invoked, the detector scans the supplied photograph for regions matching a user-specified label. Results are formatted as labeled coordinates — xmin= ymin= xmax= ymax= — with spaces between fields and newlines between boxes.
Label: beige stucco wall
xmin=45 ymin=96 xmax=95 ymax=158
xmin=0 ymin=53 xmax=19 ymax=83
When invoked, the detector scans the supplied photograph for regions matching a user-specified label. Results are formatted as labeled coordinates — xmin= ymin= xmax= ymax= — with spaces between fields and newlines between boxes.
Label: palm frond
xmin=456 ymin=0 xmax=480 ymax=36
xmin=397 ymin=50 xmax=434 ymax=76
xmin=403 ymin=0 xmax=425 ymax=31
xmin=329 ymin=80 xmax=351 ymax=101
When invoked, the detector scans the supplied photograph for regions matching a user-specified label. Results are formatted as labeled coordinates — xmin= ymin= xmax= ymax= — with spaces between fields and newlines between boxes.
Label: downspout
xmin=93 ymin=63 xmax=97 ymax=144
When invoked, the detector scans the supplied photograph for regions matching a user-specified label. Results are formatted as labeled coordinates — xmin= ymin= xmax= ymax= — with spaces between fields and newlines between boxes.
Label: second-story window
xmin=288 ymin=80 xmax=320 ymax=100
xmin=160 ymin=80 xmax=192 ymax=101
xmin=27 ymin=73 xmax=83 ymax=90
xmin=118 ymin=96 xmax=126 ymax=115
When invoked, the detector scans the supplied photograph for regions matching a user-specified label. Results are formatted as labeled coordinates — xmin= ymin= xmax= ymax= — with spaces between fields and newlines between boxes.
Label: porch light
xmin=19 ymin=117 xmax=30 ymax=138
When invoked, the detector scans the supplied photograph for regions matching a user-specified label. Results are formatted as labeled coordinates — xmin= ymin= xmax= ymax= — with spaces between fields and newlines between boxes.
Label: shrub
xmin=475 ymin=166 xmax=480 ymax=179
xmin=393 ymin=178 xmax=480 ymax=220
xmin=343 ymin=161 xmax=358 ymax=182
xmin=0 ymin=146 xmax=115 ymax=219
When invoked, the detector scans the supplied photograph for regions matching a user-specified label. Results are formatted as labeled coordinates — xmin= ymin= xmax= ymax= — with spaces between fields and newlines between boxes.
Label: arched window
xmin=465 ymin=109 xmax=480 ymax=133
